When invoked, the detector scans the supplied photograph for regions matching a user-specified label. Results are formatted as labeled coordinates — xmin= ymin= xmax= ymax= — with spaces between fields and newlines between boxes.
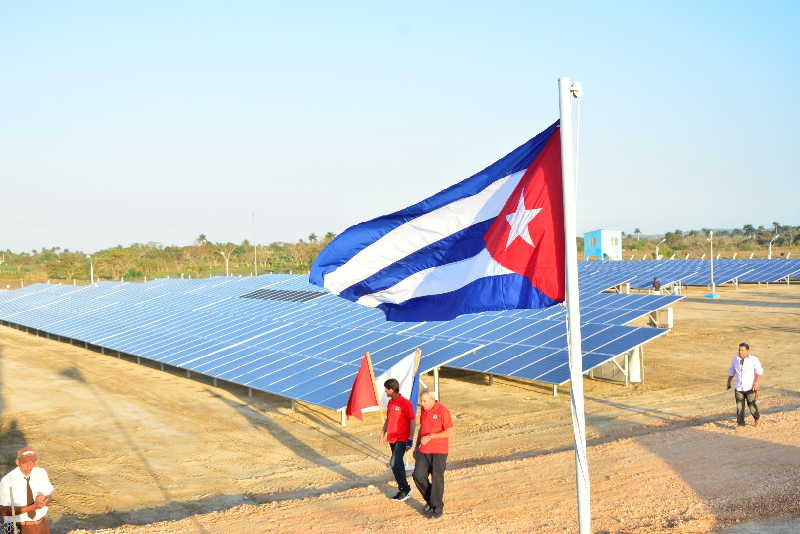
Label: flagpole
xmin=558 ymin=76 xmax=591 ymax=534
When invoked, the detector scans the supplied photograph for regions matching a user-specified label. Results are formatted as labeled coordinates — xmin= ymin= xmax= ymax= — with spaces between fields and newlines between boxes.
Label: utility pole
xmin=252 ymin=212 xmax=258 ymax=276
xmin=768 ymin=234 xmax=780 ymax=259
xmin=87 ymin=254 xmax=94 ymax=284
xmin=655 ymin=238 xmax=666 ymax=260
xmin=217 ymin=249 xmax=231 ymax=277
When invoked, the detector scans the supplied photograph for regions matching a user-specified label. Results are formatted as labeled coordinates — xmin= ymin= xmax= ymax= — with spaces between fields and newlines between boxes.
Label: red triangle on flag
xmin=346 ymin=352 xmax=379 ymax=420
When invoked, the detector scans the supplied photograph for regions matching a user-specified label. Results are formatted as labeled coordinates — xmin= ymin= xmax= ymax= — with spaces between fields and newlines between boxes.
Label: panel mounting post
xmin=433 ymin=367 xmax=440 ymax=400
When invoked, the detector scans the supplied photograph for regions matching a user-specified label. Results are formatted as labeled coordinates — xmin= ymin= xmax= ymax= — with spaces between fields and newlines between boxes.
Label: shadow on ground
xmin=49 ymin=386 xmax=800 ymax=533
xmin=0 ymin=341 xmax=28 ymax=478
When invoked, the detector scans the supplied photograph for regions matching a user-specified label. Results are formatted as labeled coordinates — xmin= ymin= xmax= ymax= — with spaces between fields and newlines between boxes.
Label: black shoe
xmin=391 ymin=490 xmax=411 ymax=502
xmin=428 ymin=509 xmax=443 ymax=519
xmin=423 ymin=503 xmax=433 ymax=513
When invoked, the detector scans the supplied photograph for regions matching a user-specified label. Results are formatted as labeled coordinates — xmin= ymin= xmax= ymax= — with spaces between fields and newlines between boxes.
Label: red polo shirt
xmin=386 ymin=395 xmax=414 ymax=443
xmin=419 ymin=401 xmax=453 ymax=454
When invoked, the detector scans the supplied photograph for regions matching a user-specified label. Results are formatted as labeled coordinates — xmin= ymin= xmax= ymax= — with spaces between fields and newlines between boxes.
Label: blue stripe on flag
xmin=310 ymin=122 xmax=559 ymax=286
xmin=377 ymin=273 xmax=560 ymax=322
xmin=338 ymin=219 xmax=493 ymax=301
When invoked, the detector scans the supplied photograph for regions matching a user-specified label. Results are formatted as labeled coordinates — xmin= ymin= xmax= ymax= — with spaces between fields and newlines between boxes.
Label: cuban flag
xmin=310 ymin=121 xmax=565 ymax=322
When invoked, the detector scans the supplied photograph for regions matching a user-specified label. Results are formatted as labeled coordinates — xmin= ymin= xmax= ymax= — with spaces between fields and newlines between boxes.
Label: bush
xmin=125 ymin=268 xmax=144 ymax=279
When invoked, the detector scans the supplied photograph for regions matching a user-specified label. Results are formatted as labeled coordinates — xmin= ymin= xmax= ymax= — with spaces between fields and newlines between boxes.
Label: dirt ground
xmin=1 ymin=284 xmax=799 ymax=533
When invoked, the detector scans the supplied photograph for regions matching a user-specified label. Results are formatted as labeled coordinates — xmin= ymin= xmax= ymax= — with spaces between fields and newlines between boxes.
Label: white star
xmin=505 ymin=191 xmax=542 ymax=248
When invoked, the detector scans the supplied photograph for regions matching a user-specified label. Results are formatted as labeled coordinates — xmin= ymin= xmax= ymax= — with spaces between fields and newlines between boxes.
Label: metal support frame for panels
xmin=433 ymin=367 xmax=440 ymax=400
xmin=624 ymin=351 xmax=630 ymax=387
xmin=339 ymin=409 xmax=347 ymax=427
xmin=552 ymin=384 xmax=558 ymax=397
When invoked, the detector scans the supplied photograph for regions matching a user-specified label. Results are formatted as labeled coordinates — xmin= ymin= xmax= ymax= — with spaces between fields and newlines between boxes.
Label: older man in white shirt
xmin=0 ymin=447 xmax=54 ymax=534
xmin=726 ymin=342 xmax=764 ymax=428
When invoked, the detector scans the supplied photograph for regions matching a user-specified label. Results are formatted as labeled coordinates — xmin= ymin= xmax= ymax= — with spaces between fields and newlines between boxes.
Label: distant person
xmin=379 ymin=378 xmax=415 ymax=502
xmin=413 ymin=391 xmax=453 ymax=519
xmin=0 ymin=447 xmax=54 ymax=534
xmin=726 ymin=342 xmax=764 ymax=427
xmin=652 ymin=277 xmax=661 ymax=292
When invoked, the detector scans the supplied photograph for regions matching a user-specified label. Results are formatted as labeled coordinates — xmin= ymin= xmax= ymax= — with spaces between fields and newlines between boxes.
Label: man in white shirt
xmin=0 ymin=447 xmax=54 ymax=534
xmin=726 ymin=342 xmax=764 ymax=428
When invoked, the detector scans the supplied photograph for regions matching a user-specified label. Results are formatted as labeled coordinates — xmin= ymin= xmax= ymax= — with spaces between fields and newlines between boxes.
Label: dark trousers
xmin=389 ymin=442 xmax=411 ymax=493
xmin=735 ymin=389 xmax=760 ymax=425
xmin=413 ymin=451 xmax=447 ymax=513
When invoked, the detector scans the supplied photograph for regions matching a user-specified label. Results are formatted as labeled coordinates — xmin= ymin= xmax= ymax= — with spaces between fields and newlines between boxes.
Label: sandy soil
xmin=1 ymin=284 xmax=799 ymax=533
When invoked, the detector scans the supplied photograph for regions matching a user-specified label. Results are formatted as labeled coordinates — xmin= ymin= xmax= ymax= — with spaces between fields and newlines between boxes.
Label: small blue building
xmin=583 ymin=229 xmax=622 ymax=261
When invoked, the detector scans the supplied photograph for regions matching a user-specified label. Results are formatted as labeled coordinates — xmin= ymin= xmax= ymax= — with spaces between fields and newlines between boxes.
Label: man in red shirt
xmin=379 ymin=378 xmax=415 ymax=501
xmin=413 ymin=390 xmax=453 ymax=519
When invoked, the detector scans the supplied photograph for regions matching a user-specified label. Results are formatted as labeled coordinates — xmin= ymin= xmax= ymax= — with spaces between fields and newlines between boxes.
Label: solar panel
xmin=0 ymin=274 xmax=673 ymax=410
xmin=576 ymin=258 xmax=800 ymax=287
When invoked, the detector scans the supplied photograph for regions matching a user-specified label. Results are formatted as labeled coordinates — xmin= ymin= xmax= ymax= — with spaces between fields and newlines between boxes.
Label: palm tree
xmin=634 ymin=228 xmax=641 ymax=241
xmin=308 ymin=233 xmax=318 ymax=243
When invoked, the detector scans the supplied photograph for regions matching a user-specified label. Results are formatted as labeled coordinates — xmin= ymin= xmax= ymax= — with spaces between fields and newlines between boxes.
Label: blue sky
xmin=1 ymin=1 xmax=797 ymax=252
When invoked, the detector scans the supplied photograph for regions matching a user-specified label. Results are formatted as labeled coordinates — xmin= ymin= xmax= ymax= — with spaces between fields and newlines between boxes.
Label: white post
xmin=709 ymin=231 xmax=715 ymax=294
xmin=559 ymin=76 xmax=590 ymax=534
xmin=253 ymin=212 xmax=258 ymax=276
xmin=768 ymin=234 xmax=780 ymax=259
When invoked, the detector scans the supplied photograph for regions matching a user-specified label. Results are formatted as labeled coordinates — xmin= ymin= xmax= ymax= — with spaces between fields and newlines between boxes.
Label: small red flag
xmin=346 ymin=352 xmax=379 ymax=420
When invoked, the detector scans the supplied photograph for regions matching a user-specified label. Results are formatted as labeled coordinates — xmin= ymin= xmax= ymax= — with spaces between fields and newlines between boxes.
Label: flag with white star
xmin=310 ymin=121 xmax=565 ymax=321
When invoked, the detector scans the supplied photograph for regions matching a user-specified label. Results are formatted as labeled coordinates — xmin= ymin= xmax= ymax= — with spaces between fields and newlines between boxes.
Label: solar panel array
xmin=0 ymin=273 xmax=679 ymax=410
xmin=580 ymin=258 xmax=800 ymax=289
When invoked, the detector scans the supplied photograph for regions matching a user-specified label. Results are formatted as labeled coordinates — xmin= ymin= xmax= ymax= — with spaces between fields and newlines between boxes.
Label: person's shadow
xmin=0 ymin=343 xmax=28 ymax=478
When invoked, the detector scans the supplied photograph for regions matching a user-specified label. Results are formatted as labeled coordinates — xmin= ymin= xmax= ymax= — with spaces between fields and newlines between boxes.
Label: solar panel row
xmin=580 ymin=258 xmax=800 ymax=288
xmin=0 ymin=274 xmax=675 ymax=410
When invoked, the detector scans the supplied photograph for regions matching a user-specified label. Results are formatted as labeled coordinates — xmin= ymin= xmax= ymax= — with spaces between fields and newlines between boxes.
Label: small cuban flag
xmin=310 ymin=121 xmax=565 ymax=322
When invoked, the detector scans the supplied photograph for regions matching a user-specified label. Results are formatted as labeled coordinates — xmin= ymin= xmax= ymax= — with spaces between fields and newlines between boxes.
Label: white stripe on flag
xmin=356 ymin=249 xmax=513 ymax=307
xmin=375 ymin=351 xmax=418 ymax=408
xmin=323 ymin=170 xmax=525 ymax=294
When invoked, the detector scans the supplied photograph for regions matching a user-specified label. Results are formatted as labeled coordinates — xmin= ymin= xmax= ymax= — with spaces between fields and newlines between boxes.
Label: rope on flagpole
xmin=573 ymin=83 xmax=583 ymax=194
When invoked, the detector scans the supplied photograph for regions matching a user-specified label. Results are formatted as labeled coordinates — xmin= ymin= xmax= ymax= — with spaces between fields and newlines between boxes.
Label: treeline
xmin=0 ymin=233 xmax=336 ymax=284
xmin=617 ymin=222 xmax=798 ymax=259
xmin=1 ymin=223 xmax=798 ymax=286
